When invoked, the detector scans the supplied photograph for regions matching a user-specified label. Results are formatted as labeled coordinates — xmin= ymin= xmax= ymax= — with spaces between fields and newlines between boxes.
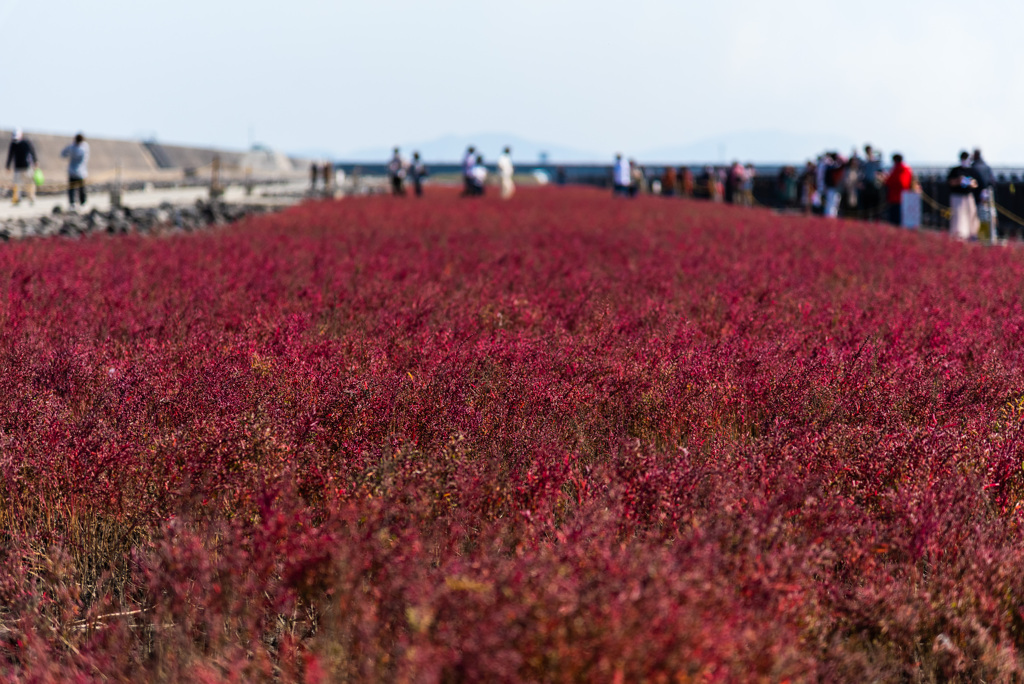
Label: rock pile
xmin=0 ymin=200 xmax=277 ymax=240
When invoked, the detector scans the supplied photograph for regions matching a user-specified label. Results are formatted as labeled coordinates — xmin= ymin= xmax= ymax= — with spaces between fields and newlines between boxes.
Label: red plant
xmin=1 ymin=187 xmax=1024 ymax=680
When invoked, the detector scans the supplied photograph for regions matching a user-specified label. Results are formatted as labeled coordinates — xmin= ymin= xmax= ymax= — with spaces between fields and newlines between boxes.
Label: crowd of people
xmin=7 ymin=126 xmax=1008 ymax=243
xmin=5 ymin=130 xmax=90 ymax=208
xmin=612 ymin=144 xmax=1003 ymax=241
xmin=308 ymin=161 xmax=337 ymax=194
xmin=946 ymin=150 xmax=995 ymax=240
xmin=784 ymin=146 xmax=997 ymax=237
xmin=382 ymin=145 xmax=517 ymax=200
xmin=457 ymin=145 xmax=516 ymax=199
xmin=385 ymin=148 xmax=429 ymax=197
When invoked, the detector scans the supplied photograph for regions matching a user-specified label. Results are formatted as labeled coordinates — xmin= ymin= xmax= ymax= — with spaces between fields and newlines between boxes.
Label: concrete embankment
xmin=1 ymin=129 xmax=308 ymax=185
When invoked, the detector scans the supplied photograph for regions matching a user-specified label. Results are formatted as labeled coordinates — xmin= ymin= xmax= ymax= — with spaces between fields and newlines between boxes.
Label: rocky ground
xmin=0 ymin=200 xmax=278 ymax=240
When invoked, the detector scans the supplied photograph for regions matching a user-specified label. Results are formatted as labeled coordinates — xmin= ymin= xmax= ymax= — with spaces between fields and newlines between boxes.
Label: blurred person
xmin=778 ymin=166 xmax=798 ymax=207
xmin=799 ymin=161 xmax=817 ymax=215
xmin=612 ymin=154 xmax=631 ymax=197
xmin=5 ymin=129 xmax=38 ymax=206
xmin=310 ymin=162 xmax=319 ymax=191
xmin=409 ymin=151 xmax=428 ymax=197
xmin=725 ymin=161 xmax=744 ymax=204
xmin=698 ymin=166 xmax=711 ymax=199
xmin=707 ymin=167 xmax=724 ymax=202
xmin=680 ymin=166 xmax=694 ymax=198
xmin=859 ymin=144 xmax=883 ymax=220
xmin=469 ymin=155 xmax=487 ymax=196
xmin=841 ymin=156 xmax=860 ymax=212
xmin=629 ymin=159 xmax=644 ymax=197
xmin=741 ymin=163 xmax=756 ymax=206
xmin=972 ymin=149 xmax=996 ymax=241
xmin=814 ymin=155 xmax=828 ymax=212
xmin=948 ymin=151 xmax=980 ymax=240
xmin=322 ymin=161 xmax=333 ymax=193
xmin=659 ymin=164 xmax=675 ymax=196
xmin=61 ymin=133 xmax=89 ymax=209
xmin=462 ymin=145 xmax=476 ymax=196
xmin=884 ymin=153 xmax=913 ymax=226
xmin=661 ymin=166 xmax=677 ymax=197
xmin=823 ymin=152 xmax=845 ymax=218
xmin=497 ymin=146 xmax=515 ymax=199
xmin=387 ymin=147 xmax=407 ymax=196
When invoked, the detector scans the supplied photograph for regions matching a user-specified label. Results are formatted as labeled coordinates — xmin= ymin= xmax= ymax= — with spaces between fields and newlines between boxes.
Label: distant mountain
xmin=318 ymin=129 xmax=868 ymax=165
xmin=343 ymin=132 xmax=600 ymax=164
xmin=639 ymin=130 xmax=863 ymax=165
xmin=288 ymin=148 xmax=339 ymax=162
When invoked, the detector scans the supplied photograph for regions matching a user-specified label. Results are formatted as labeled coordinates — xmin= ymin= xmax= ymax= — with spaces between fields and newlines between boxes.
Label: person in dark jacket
xmin=461 ymin=146 xmax=476 ymax=196
xmin=409 ymin=151 xmax=427 ymax=197
xmin=5 ymin=129 xmax=38 ymax=205
xmin=387 ymin=147 xmax=407 ymax=196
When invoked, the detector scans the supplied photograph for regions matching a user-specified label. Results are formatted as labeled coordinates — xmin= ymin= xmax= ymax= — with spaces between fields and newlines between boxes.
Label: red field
xmin=2 ymin=187 xmax=1024 ymax=681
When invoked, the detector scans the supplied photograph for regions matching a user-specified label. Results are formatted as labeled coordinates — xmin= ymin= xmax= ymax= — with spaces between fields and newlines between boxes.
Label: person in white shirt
xmin=497 ymin=146 xmax=515 ymax=199
xmin=469 ymin=155 xmax=488 ymax=196
xmin=613 ymin=154 xmax=630 ymax=197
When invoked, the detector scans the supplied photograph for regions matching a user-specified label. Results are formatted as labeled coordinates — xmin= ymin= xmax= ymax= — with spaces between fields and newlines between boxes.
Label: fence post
xmin=210 ymin=154 xmax=223 ymax=200
xmin=110 ymin=160 xmax=123 ymax=209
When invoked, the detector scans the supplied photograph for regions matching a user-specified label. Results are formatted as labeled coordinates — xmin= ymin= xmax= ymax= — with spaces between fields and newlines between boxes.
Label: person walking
xmin=741 ymin=163 xmax=756 ymax=206
xmin=778 ymin=166 xmax=798 ymax=208
xmin=322 ymin=161 xmax=333 ymax=194
xmin=823 ymin=153 xmax=845 ymax=218
xmin=469 ymin=155 xmax=487 ymax=196
xmin=814 ymin=154 xmax=828 ymax=213
xmin=387 ymin=147 xmax=407 ymax=196
xmin=409 ymin=152 xmax=427 ymax=197
xmin=612 ymin=154 xmax=631 ymax=197
xmin=841 ymin=156 xmax=860 ymax=213
xmin=972 ymin=149 xmax=996 ymax=241
xmin=661 ymin=166 xmax=677 ymax=197
xmin=948 ymin=151 xmax=980 ymax=240
xmin=497 ymin=146 xmax=515 ymax=199
xmin=725 ymin=161 xmax=743 ymax=204
xmin=798 ymin=162 xmax=817 ymax=215
xmin=629 ymin=159 xmax=645 ymax=197
xmin=883 ymin=153 xmax=912 ymax=226
xmin=461 ymin=145 xmax=476 ymax=196
xmin=680 ymin=166 xmax=694 ymax=198
xmin=859 ymin=144 xmax=883 ymax=220
xmin=707 ymin=167 xmax=724 ymax=202
xmin=5 ymin=129 xmax=38 ymax=206
xmin=61 ymin=133 xmax=89 ymax=209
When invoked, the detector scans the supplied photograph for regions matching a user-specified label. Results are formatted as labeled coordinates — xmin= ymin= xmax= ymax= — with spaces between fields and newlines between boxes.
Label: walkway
xmin=0 ymin=181 xmax=310 ymax=221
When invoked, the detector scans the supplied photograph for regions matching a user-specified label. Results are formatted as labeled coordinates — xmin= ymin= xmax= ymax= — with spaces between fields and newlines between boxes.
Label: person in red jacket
xmin=884 ymin=153 xmax=913 ymax=226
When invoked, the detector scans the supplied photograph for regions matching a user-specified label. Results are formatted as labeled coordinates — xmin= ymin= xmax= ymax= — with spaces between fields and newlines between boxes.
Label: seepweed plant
xmin=0 ymin=188 xmax=1023 ymax=680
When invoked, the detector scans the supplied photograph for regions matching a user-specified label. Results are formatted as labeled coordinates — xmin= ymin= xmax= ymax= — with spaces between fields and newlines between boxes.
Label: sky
xmin=3 ymin=0 xmax=1024 ymax=164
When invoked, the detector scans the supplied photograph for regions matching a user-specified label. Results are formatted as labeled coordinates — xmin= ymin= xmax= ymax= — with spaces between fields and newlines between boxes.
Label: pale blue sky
xmin=3 ymin=0 xmax=1023 ymax=163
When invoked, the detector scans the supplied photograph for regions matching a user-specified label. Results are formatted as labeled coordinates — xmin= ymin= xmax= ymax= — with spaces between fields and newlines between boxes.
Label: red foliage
xmin=2 ymin=187 xmax=1024 ymax=680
